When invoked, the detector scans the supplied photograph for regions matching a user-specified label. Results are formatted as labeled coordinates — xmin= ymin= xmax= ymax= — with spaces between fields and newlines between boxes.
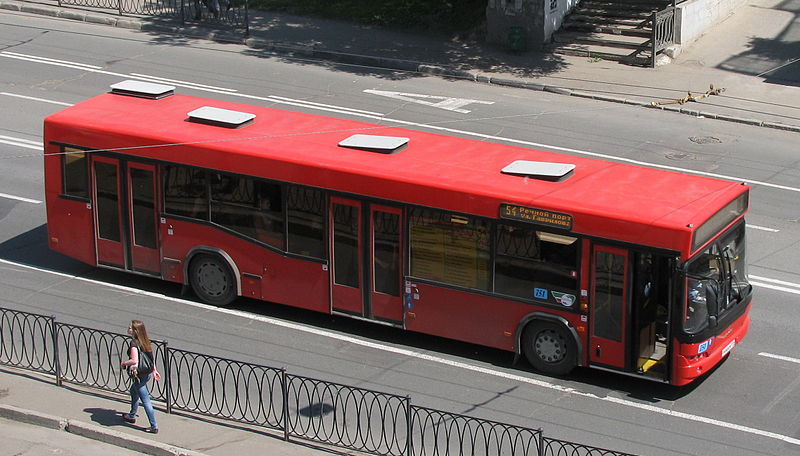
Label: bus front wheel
xmin=522 ymin=321 xmax=577 ymax=376
xmin=189 ymin=254 xmax=236 ymax=306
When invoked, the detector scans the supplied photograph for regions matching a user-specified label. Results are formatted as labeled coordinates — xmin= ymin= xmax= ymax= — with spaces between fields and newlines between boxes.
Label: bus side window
xmin=209 ymin=174 xmax=285 ymax=249
xmin=287 ymin=186 xmax=325 ymax=259
xmin=163 ymin=164 xmax=208 ymax=220
xmin=494 ymin=224 xmax=578 ymax=302
xmin=62 ymin=147 xmax=89 ymax=199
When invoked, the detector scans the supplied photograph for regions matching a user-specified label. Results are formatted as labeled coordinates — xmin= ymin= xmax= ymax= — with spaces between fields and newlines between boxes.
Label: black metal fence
xmin=0 ymin=307 xmax=639 ymax=456
xmin=54 ymin=0 xmax=249 ymax=34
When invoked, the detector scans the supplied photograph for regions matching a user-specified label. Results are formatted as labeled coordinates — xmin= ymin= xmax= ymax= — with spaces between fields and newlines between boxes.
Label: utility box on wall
xmin=486 ymin=0 xmax=579 ymax=50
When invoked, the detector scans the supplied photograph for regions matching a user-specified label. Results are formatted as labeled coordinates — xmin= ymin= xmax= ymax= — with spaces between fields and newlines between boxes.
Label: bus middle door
xmin=330 ymin=198 xmax=404 ymax=323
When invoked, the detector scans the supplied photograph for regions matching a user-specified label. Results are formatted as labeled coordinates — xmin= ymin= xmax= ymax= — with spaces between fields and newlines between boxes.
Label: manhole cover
xmin=689 ymin=136 xmax=722 ymax=144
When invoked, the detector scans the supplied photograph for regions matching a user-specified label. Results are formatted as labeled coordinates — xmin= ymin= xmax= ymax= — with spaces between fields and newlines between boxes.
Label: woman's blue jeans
xmin=129 ymin=373 xmax=157 ymax=429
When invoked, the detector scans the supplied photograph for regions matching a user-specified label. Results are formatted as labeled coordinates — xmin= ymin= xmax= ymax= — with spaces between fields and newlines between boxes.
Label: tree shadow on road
xmin=133 ymin=8 xmax=571 ymax=81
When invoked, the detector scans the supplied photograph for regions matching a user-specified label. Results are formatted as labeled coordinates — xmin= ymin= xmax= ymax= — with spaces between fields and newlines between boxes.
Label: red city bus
xmin=43 ymin=81 xmax=752 ymax=386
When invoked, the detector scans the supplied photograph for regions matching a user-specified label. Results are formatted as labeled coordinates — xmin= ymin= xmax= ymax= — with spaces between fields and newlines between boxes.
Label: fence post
xmin=538 ymin=428 xmax=544 ymax=456
xmin=405 ymin=395 xmax=412 ymax=456
xmin=651 ymin=11 xmax=657 ymax=68
xmin=164 ymin=341 xmax=172 ymax=414
xmin=282 ymin=369 xmax=290 ymax=442
xmin=51 ymin=316 xmax=62 ymax=387
xmin=244 ymin=0 xmax=249 ymax=37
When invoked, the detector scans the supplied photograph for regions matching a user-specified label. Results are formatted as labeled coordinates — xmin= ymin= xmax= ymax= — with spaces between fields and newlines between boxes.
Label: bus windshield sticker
xmin=499 ymin=203 xmax=573 ymax=230
xmin=552 ymin=291 xmax=576 ymax=307
xmin=534 ymin=288 xmax=549 ymax=300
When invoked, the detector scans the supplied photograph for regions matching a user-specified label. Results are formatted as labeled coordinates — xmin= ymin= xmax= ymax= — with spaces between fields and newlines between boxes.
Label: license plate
xmin=721 ymin=339 xmax=736 ymax=357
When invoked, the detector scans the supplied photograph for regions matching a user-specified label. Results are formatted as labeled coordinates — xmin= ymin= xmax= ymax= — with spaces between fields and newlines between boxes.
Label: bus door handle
xmin=595 ymin=345 xmax=601 ymax=357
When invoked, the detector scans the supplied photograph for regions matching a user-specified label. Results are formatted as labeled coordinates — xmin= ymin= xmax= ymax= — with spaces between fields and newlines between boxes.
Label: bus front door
xmin=330 ymin=198 xmax=404 ymax=323
xmin=589 ymin=245 xmax=629 ymax=370
xmin=92 ymin=157 xmax=160 ymax=275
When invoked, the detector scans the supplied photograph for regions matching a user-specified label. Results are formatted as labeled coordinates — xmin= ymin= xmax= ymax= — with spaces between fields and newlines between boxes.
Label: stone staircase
xmin=548 ymin=0 xmax=673 ymax=66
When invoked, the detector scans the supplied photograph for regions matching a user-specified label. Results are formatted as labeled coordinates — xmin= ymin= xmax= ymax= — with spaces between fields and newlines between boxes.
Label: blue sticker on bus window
xmin=534 ymin=288 xmax=548 ymax=300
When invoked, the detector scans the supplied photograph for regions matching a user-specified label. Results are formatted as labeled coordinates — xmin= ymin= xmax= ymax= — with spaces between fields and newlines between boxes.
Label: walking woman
xmin=120 ymin=320 xmax=161 ymax=433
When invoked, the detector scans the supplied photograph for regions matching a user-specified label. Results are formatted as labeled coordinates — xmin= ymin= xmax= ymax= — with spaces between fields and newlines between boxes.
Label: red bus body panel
xmin=405 ymin=282 xmax=583 ymax=352
xmin=43 ymin=143 xmax=95 ymax=265
xmin=43 ymin=93 xmax=747 ymax=260
xmin=159 ymin=219 xmax=329 ymax=312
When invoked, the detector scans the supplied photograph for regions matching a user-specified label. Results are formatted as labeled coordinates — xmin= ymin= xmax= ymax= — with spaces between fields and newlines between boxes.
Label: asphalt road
xmin=1 ymin=10 xmax=800 ymax=456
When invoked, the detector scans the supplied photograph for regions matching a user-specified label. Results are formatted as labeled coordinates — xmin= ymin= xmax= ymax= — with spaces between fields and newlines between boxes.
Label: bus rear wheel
xmin=189 ymin=254 xmax=236 ymax=306
xmin=522 ymin=321 xmax=577 ymax=376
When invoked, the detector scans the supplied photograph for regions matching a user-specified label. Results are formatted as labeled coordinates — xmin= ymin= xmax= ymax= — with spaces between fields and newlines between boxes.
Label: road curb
xmin=3 ymin=0 xmax=798 ymax=133
xmin=0 ymin=403 xmax=66 ymax=430
xmin=0 ymin=404 xmax=207 ymax=456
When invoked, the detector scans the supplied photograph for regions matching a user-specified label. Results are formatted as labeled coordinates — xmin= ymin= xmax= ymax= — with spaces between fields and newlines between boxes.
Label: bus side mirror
xmin=708 ymin=315 xmax=718 ymax=329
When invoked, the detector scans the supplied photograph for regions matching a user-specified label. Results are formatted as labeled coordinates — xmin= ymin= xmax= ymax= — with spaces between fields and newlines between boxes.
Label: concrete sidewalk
xmin=0 ymin=367 xmax=351 ymax=456
xmin=1 ymin=0 xmax=798 ymax=132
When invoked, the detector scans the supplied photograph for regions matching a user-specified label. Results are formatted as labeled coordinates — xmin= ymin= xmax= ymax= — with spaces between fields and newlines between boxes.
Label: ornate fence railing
xmin=51 ymin=0 xmax=249 ymax=35
xmin=651 ymin=6 xmax=676 ymax=68
xmin=0 ymin=306 xmax=639 ymax=456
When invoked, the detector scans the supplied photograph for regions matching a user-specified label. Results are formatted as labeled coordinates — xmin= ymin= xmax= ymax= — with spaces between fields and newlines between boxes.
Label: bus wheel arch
xmin=517 ymin=314 xmax=581 ymax=376
xmin=186 ymin=247 xmax=241 ymax=306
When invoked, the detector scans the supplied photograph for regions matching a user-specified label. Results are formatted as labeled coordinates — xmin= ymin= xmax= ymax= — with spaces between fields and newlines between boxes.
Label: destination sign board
xmin=499 ymin=203 xmax=573 ymax=230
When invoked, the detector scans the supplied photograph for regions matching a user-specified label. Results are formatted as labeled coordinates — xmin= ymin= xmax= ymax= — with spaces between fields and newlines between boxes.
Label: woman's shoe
xmin=122 ymin=413 xmax=136 ymax=424
xmin=144 ymin=427 xmax=159 ymax=434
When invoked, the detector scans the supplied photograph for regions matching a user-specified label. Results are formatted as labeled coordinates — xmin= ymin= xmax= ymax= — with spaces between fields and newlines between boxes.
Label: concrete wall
xmin=486 ymin=0 xmax=576 ymax=49
xmin=676 ymin=0 xmax=747 ymax=45
xmin=544 ymin=0 xmax=580 ymax=42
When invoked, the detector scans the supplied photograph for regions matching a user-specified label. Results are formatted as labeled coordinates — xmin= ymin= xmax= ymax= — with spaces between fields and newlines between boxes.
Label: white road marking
xmin=6 ymin=51 xmax=800 ymax=195
xmin=1 ymin=51 xmax=102 ymax=69
xmin=0 ymin=92 xmax=74 ymax=106
xmin=746 ymin=224 xmax=779 ymax=232
xmin=0 ymin=192 xmax=42 ymax=203
xmin=759 ymin=352 xmax=800 ymax=365
xmin=749 ymin=275 xmax=800 ymax=295
xmin=268 ymin=95 xmax=384 ymax=116
xmin=0 ymin=135 xmax=42 ymax=150
xmin=128 ymin=73 xmax=238 ymax=92
xmin=364 ymin=89 xmax=494 ymax=113
xmin=1 ymin=256 xmax=799 ymax=446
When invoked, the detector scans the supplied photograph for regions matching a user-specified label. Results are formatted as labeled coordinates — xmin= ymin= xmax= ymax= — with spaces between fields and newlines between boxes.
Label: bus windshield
xmin=684 ymin=223 xmax=750 ymax=334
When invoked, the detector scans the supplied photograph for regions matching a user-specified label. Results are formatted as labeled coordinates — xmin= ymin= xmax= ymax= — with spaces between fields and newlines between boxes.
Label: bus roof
xmin=44 ymin=91 xmax=749 ymax=255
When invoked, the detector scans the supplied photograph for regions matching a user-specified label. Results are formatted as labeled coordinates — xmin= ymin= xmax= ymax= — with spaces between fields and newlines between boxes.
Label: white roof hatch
xmin=501 ymin=160 xmax=575 ymax=181
xmin=187 ymin=106 xmax=256 ymax=128
xmin=110 ymin=80 xmax=175 ymax=99
xmin=338 ymin=134 xmax=409 ymax=154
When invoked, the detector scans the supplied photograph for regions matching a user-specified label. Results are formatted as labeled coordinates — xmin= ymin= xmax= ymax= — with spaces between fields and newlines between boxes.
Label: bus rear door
xmin=92 ymin=157 xmax=160 ymax=275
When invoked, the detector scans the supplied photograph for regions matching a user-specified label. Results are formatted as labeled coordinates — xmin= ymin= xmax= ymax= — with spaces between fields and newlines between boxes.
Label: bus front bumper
xmin=672 ymin=304 xmax=751 ymax=386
